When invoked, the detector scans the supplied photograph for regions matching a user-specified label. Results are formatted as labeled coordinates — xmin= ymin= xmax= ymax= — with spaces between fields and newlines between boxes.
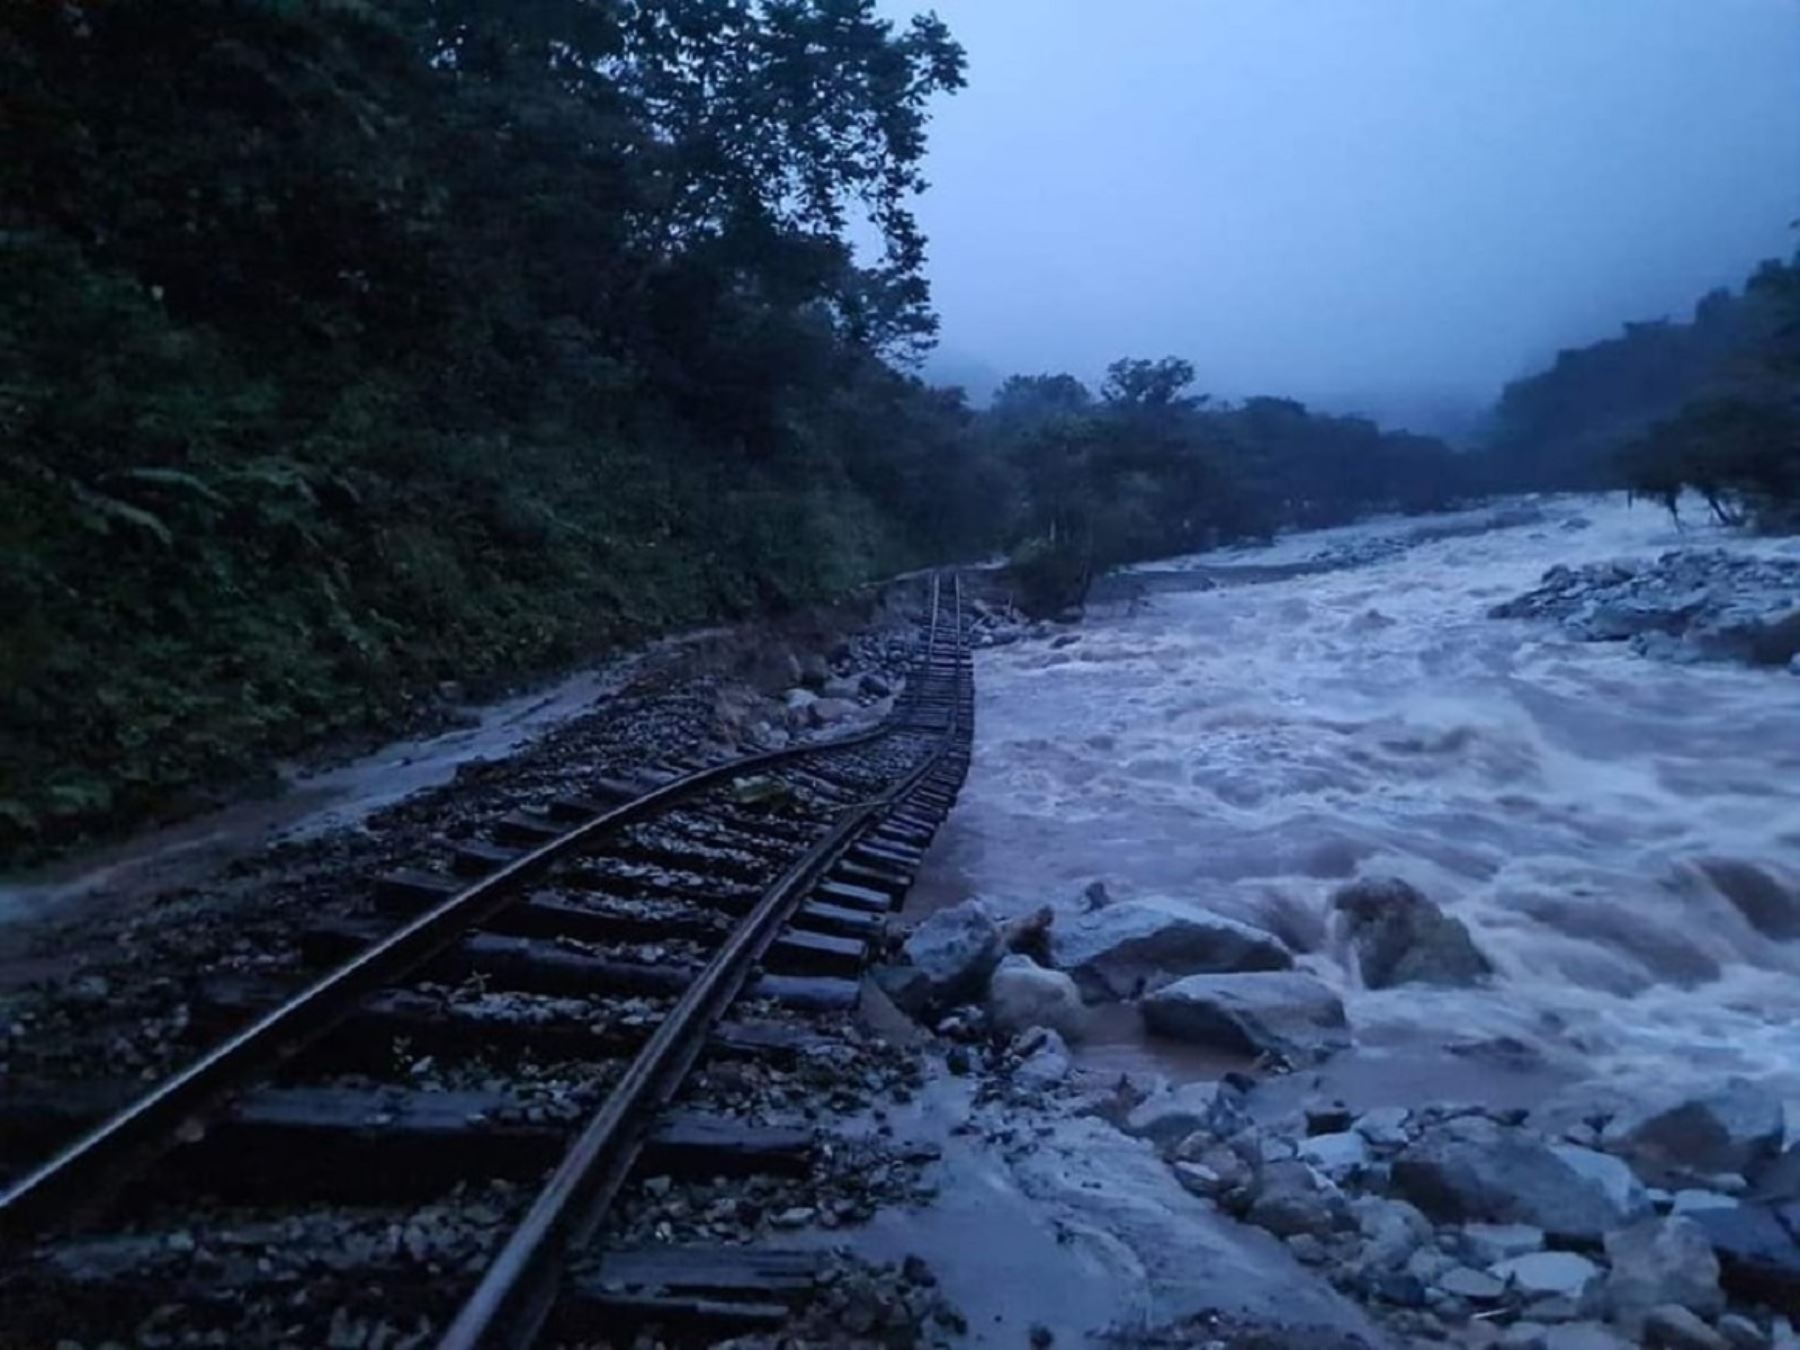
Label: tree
xmin=1100 ymin=357 xmax=1201 ymax=409
xmin=1620 ymin=397 xmax=1800 ymax=526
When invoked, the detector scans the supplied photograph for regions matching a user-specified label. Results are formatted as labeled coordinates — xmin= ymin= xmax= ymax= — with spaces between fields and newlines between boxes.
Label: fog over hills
xmin=897 ymin=0 xmax=1800 ymax=433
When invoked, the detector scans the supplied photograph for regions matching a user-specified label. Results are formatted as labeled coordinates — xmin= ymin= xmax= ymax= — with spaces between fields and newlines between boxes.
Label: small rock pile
xmin=762 ymin=634 xmax=907 ymax=743
xmin=1099 ymin=1073 xmax=1800 ymax=1349
xmin=884 ymin=884 xmax=1800 ymax=1347
xmin=1492 ymin=550 xmax=1800 ymax=670
xmin=965 ymin=595 xmax=1083 ymax=649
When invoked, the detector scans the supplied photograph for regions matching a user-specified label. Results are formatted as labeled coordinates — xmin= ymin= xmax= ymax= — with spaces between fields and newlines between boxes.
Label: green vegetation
xmin=0 ymin=1 xmax=1483 ymax=858
xmin=980 ymin=361 xmax=1470 ymax=613
xmin=0 ymin=0 xmax=975 ymax=857
xmin=1480 ymin=256 xmax=1800 ymax=526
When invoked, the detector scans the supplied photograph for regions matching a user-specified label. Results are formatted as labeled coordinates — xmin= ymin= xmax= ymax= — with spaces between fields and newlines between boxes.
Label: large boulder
xmin=1601 ymin=1078 xmax=1785 ymax=1185
xmin=1390 ymin=1115 xmax=1649 ymax=1243
xmin=1685 ymin=1205 xmax=1800 ymax=1315
xmin=987 ymin=954 xmax=1088 ymax=1042
xmin=1603 ymin=1216 xmax=1725 ymax=1329
xmin=1050 ymin=898 xmax=1292 ymax=1002
xmin=902 ymin=899 xmax=1002 ymax=1009
xmin=1331 ymin=877 xmax=1492 ymax=989
xmin=1141 ymin=971 xmax=1348 ymax=1062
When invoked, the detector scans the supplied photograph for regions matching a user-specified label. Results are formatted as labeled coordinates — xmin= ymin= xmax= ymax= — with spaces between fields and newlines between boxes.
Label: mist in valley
xmin=898 ymin=0 xmax=1800 ymax=434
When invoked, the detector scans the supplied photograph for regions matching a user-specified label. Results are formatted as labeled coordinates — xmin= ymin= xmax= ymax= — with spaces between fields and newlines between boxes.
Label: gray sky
xmin=889 ymin=0 xmax=1800 ymax=433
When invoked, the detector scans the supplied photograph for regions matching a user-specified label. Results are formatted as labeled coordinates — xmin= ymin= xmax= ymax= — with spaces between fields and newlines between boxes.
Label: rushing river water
xmin=913 ymin=495 xmax=1800 ymax=1102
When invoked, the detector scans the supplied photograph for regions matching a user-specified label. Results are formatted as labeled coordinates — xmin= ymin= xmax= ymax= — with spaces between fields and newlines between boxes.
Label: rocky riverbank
xmin=1492 ymin=549 xmax=1800 ymax=670
xmin=878 ymin=886 xmax=1800 ymax=1349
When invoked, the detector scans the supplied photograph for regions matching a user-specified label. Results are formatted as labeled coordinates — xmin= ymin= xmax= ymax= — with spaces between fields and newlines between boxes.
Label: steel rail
xmin=437 ymin=573 xmax=969 ymax=1350
xmin=0 ymin=582 xmax=950 ymax=1250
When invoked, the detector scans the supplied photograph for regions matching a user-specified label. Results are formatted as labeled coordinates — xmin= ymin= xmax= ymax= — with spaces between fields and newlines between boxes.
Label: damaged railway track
xmin=0 ymin=574 xmax=974 ymax=1348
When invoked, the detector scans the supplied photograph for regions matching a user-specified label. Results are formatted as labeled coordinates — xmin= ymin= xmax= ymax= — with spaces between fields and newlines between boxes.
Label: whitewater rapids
xmin=914 ymin=495 xmax=1800 ymax=1101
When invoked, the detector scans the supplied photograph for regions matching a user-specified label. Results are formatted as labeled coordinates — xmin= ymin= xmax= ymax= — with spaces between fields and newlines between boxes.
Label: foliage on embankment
xmin=0 ymin=0 xmax=976 ymax=857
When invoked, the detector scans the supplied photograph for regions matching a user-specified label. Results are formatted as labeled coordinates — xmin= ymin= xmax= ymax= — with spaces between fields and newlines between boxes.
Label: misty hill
xmin=1483 ymin=258 xmax=1800 ymax=491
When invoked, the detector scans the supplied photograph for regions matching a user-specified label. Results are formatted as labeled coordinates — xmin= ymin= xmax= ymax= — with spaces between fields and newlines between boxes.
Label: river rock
xmin=1674 ymin=1190 xmax=1741 ymax=1215
xmin=1461 ymin=1222 xmax=1547 ymax=1265
xmin=902 ymin=899 xmax=1001 ymax=1008
xmin=1551 ymin=1144 xmax=1653 ymax=1222
xmin=1140 ymin=971 xmax=1348 ymax=1062
xmin=1246 ymin=1159 xmax=1349 ymax=1238
xmin=1601 ymin=1078 xmax=1785 ymax=1184
xmin=1686 ymin=1205 xmax=1800 ymax=1314
xmin=1332 ymin=876 xmax=1492 ymax=988
xmin=1644 ymin=1306 xmax=1731 ymax=1350
xmin=1171 ymin=1137 xmax=1258 ymax=1209
xmin=1355 ymin=1106 xmax=1412 ymax=1149
xmin=987 ymin=954 xmax=1087 ymax=1041
xmin=1050 ymin=898 xmax=1293 ymax=1001
xmin=1439 ymin=1265 xmax=1508 ymax=1302
xmin=1604 ymin=1215 xmax=1725 ymax=1326
xmin=1123 ymin=1080 xmax=1248 ymax=1151
xmin=1298 ymin=1130 xmax=1370 ymax=1178
xmin=1695 ymin=858 xmax=1800 ymax=941
xmin=809 ymin=697 xmax=858 ymax=726
xmin=1351 ymin=1194 xmax=1432 ymax=1271
xmin=1492 ymin=1251 xmax=1602 ymax=1301
xmin=1392 ymin=1115 xmax=1645 ymax=1241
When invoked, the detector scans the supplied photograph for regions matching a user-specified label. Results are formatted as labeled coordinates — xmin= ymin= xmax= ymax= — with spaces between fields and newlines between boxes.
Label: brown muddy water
xmin=907 ymin=495 xmax=1800 ymax=1112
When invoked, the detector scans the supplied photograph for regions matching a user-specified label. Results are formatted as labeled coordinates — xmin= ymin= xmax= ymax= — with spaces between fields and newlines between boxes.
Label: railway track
xmin=0 ymin=573 xmax=974 ymax=1348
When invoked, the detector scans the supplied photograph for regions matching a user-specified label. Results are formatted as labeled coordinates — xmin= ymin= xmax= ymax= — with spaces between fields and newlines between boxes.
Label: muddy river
xmin=912 ymin=495 xmax=1800 ymax=1104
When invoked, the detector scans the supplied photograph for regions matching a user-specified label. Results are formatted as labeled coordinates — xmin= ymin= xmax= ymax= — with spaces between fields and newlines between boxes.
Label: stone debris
xmin=1601 ymin=1078 xmax=1786 ymax=1186
xmin=1140 ymin=970 xmax=1349 ymax=1063
xmin=1392 ymin=1115 xmax=1649 ymax=1242
xmin=1331 ymin=876 xmax=1492 ymax=989
xmin=986 ymin=953 xmax=1088 ymax=1041
xmin=900 ymin=897 xmax=1003 ymax=1011
xmin=1604 ymin=1215 xmax=1726 ymax=1328
xmin=1049 ymin=897 xmax=1294 ymax=1002
xmin=992 ymin=1035 xmax=1798 ymax=1350
xmin=1491 ymin=550 xmax=1800 ymax=669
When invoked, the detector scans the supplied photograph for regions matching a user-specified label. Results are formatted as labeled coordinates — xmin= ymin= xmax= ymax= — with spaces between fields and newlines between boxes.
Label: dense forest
xmin=0 ymin=0 xmax=985 ymax=854
xmin=1480 ymin=256 xmax=1800 ymax=524
xmin=0 ymin=1 xmax=1479 ymax=857
xmin=3 ymin=1 xmax=1792 ymax=859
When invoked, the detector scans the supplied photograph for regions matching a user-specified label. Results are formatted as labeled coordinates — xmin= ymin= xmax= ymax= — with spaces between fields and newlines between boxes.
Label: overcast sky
xmin=887 ymin=0 xmax=1800 ymax=433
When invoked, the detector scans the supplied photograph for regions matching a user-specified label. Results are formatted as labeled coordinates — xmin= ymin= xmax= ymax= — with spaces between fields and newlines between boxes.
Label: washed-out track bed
xmin=0 ymin=575 xmax=973 ymax=1348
